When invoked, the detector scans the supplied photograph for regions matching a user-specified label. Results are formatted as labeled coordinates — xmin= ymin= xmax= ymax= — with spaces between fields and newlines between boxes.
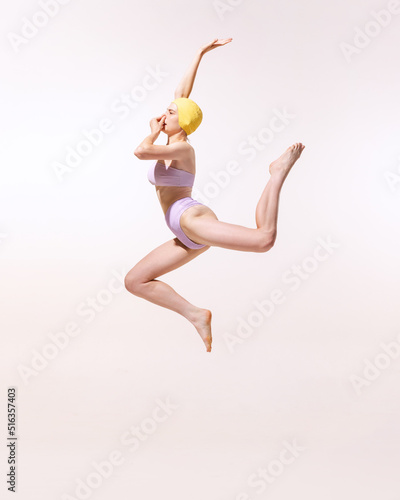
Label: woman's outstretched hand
xmin=199 ymin=38 xmax=233 ymax=55
xmin=150 ymin=114 xmax=166 ymax=134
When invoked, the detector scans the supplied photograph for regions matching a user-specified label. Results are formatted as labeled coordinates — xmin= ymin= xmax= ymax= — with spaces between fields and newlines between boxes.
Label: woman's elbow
xmin=134 ymin=147 xmax=145 ymax=159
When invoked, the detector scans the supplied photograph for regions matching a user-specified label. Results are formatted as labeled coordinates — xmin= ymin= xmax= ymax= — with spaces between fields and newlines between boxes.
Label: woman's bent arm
xmin=136 ymin=130 xmax=160 ymax=151
xmin=134 ymin=127 xmax=189 ymax=161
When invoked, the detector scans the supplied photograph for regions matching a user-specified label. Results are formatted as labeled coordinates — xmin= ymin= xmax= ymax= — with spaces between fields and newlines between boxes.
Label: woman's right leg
xmin=181 ymin=143 xmax=305 ymax=252
xmin=125 ymin=237 xmax=213 ymax=352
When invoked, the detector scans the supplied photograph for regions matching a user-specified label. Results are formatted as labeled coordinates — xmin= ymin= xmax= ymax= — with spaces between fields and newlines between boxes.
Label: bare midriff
xmin=154 ymin=154 xmax=196 ymax=215
xmin=155 ymin=185 xmax=194 ymax=216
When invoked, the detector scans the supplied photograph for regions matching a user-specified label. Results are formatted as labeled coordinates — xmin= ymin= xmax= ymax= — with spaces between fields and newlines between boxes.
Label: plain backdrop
xmin=1 ymin=0 xmax=400 ymax=499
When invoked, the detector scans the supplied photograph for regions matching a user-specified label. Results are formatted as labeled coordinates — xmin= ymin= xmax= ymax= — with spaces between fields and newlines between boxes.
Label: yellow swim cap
xmin=172 ymin=97 xmax=203 ymax=135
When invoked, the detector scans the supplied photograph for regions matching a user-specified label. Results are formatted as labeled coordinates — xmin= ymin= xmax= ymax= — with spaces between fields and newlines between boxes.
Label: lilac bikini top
xmin=147 ymin=160 xmax=195 ymax=187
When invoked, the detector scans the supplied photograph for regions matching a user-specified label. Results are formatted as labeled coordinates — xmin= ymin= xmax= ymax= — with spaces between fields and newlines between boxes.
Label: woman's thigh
xmin=181 ymin=207 xmax=267 ymax=253
xmin=125 ymin=237 xmax=210 ymax=285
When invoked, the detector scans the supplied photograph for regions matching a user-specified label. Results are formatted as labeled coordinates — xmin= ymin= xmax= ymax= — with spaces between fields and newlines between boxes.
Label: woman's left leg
xmin=181 ymin=143 xmax=305 ymax=251
xmin=125 ymin=237 xmax=213 ymax=351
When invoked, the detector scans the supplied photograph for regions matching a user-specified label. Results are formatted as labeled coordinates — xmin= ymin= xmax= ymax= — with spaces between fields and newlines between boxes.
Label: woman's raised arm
xmin=174 ymin=38 xmax=233 ymax=99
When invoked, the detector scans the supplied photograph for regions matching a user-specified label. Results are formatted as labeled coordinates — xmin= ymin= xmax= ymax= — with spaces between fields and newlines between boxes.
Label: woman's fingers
xmin=151 ymin=115 xmax=166 ymax=128
xmin=217 ymin=38 xmax=233 ymax=45
xmin=201 ymin=37 xmax=233 ymax=52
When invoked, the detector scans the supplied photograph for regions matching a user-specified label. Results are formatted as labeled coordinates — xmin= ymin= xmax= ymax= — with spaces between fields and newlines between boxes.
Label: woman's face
xmin=162 ymin=102 xmax=181 ymax=134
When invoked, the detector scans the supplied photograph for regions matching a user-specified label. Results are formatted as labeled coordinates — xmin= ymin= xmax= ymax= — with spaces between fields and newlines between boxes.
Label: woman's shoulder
xmin=181 ymin=141 xmax=195 ymax=162
xmin=183 ymin=141 xmax=194 ymax=154
xmin=170 ymin=140 xmax=194 ymax=156
xmin=173 ymin=142 xmax=195 ymax=172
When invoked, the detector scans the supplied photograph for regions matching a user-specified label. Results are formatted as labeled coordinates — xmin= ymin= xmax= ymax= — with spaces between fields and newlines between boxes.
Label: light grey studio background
xmin=1 ymin=0 xmax=400 ymax=499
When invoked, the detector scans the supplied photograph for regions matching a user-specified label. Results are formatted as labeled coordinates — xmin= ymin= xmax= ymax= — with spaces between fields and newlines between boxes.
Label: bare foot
xmin=269 ymin=143 xmax=305 ymax=180
xmin=191 ymin=308 xmax=212 ymax=352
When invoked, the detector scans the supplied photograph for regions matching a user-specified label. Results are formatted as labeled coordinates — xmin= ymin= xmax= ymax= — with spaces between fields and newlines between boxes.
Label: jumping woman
xmin=125 ymin=38 xmax=305 ymax=353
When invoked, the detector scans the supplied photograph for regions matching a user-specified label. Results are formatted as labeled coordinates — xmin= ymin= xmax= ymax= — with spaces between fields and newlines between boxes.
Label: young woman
xmin=126 ymin=38 xmax=305 ymax=353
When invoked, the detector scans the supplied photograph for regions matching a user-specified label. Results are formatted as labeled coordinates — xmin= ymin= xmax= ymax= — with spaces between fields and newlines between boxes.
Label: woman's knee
xmin=124 ymin=272 xmax=145 ymax=294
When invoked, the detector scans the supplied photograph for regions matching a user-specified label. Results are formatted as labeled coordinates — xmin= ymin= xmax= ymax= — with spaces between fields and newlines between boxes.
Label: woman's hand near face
xmin=150 ymin=114 xmax=166 ymax=134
